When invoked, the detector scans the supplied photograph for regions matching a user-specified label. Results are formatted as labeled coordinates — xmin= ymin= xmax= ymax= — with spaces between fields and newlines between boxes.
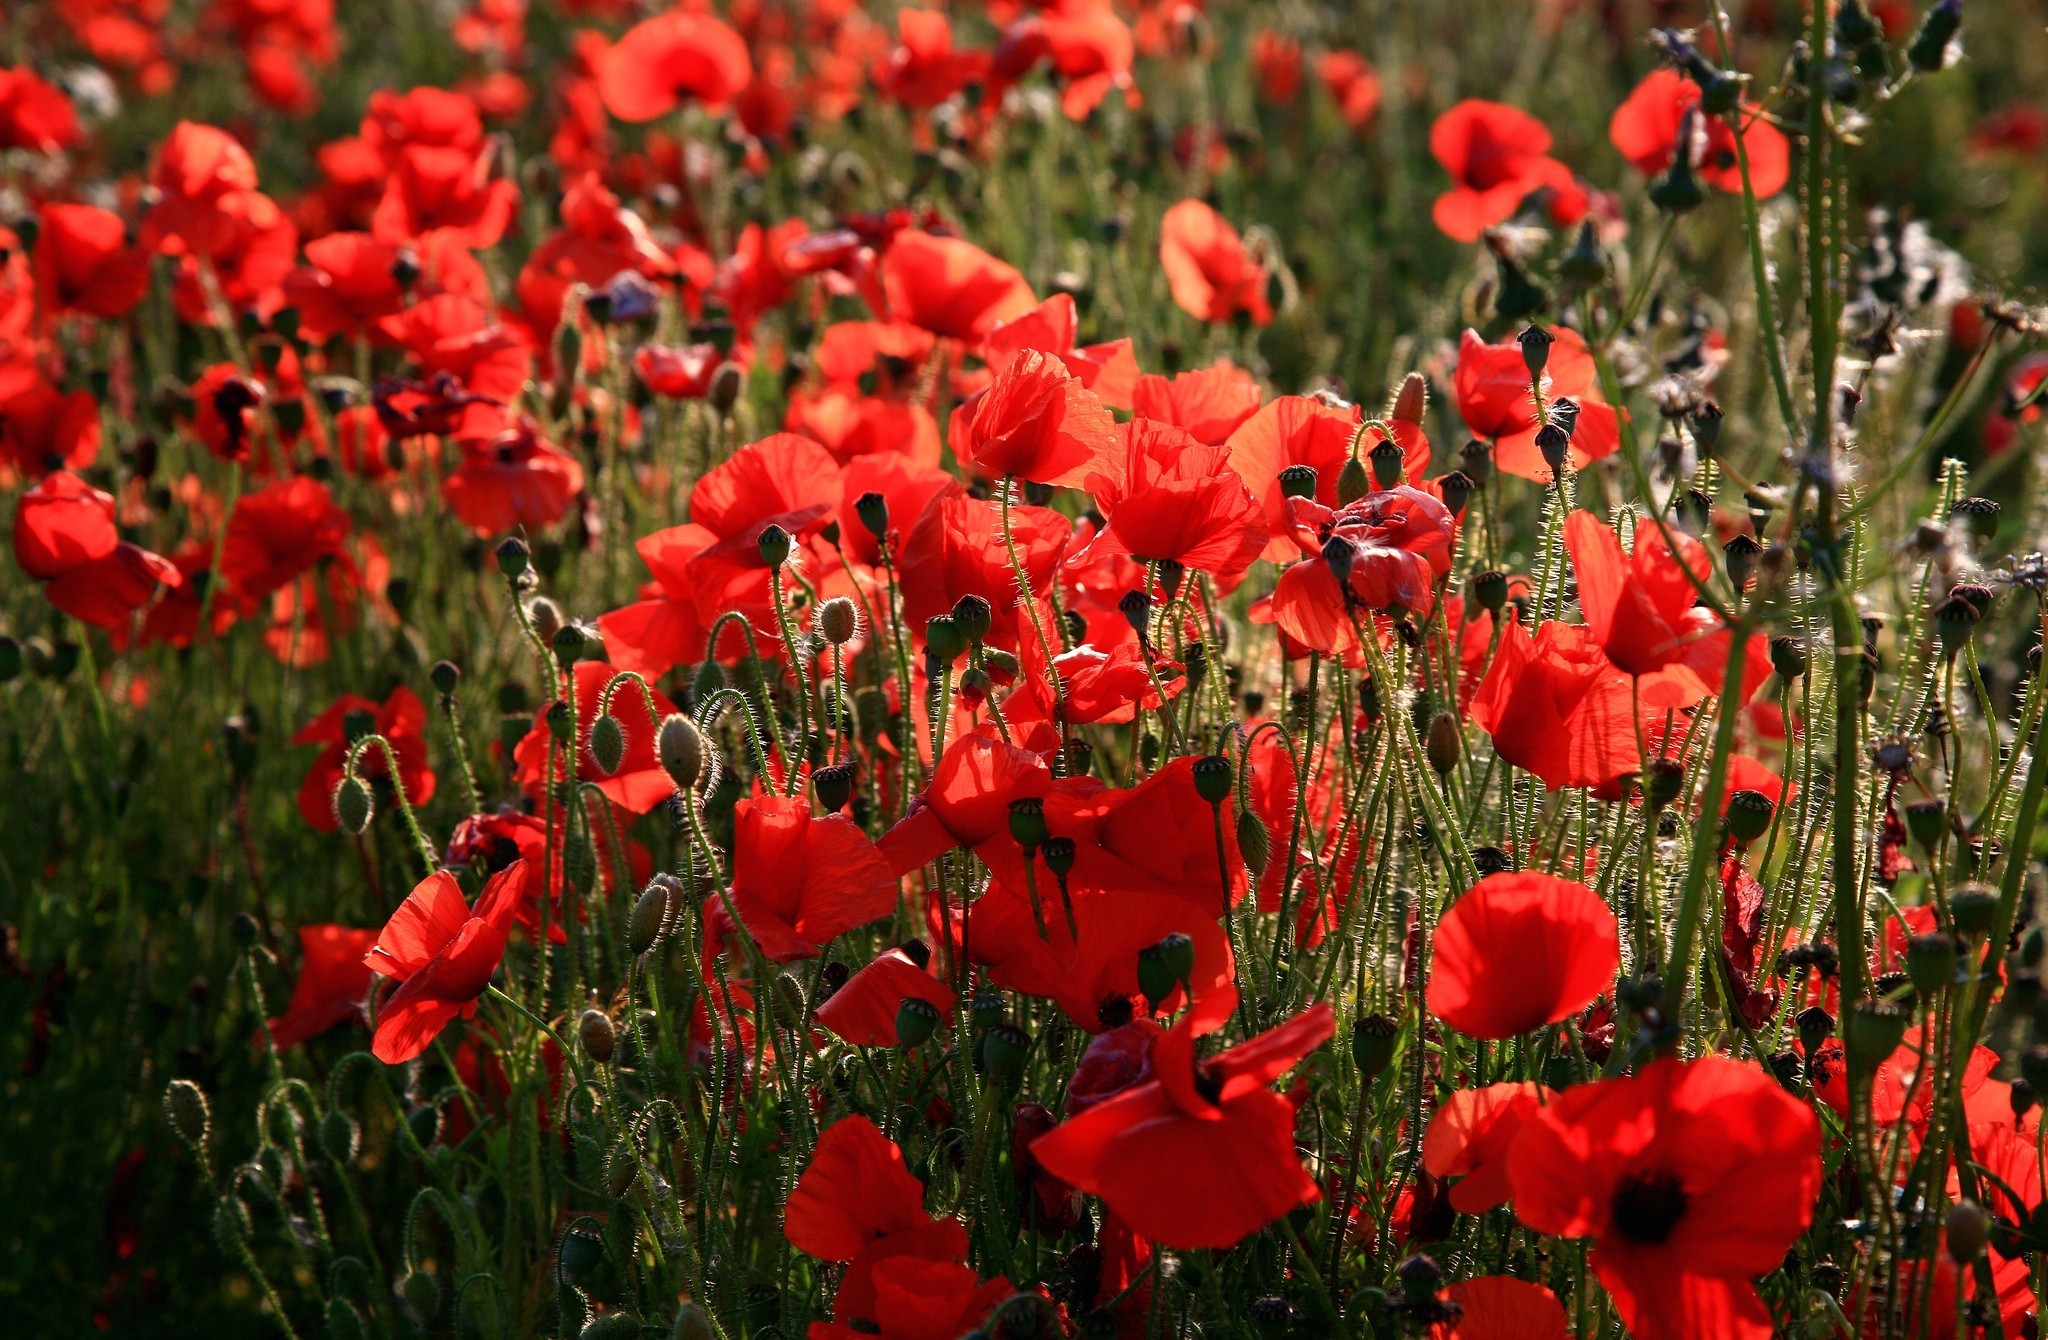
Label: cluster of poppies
xmin=7 ymin=0 xmax=2047 ymax=1338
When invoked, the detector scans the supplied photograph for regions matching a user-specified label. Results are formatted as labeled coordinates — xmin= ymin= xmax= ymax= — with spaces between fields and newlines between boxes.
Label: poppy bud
xmin=589 ymin=714 xmax=626 ymax=775
xmin=1907 ymin=0 xmax=1963 ymax=73
xmin=538 ymin=701 xmax=572 ymax=748
xmin=1904 ymin=933 xmax=1959 ymax=999
xmin=334 ymin=776 xmax=374 ymax=834
xmin=1949 ymin=883 xmax=1998 ymax=935
xmin=1725 ymin=790 xmax=1774 ymax=843
xmin=709 ymin=362 xmax=744 ymax=415
xmin=1438 ymin=470 xmax=1475 ymax=517
xmin=400 ymin=1270 xmax=441 ymax=1322
xmin=1351 ymin=1014 xmax=1399 ymax=1081
xmin=579 ymin=1009 xmax=616 ymax=1063
xmin=758 ymin=523 xmax=792 ymax=569
xmin=319 ymin=1108 xmax=359 ymax=1167
xmin=1391 ymin=372 xmax=1428 ymax=423
xmin=1008 ymin=797 xmax=1048 ymax=849
xmin=1249 ymin=1296 xmax=1295 ymax=1335
xmin=1645 ymin=757 xmax=1685 ymax=811
xmin=1277 ymin=464 xmax=1318 ymax=499
xmin=1769 ymin=635 xmax=1809 ymax=682
xmin=1841 ymin=998 xmax=1909 ymax=1072
xmin=1369 ymin=439 xmax=1405 ymax=489
xmin=1336 ymin=456 xmax=1371 ymax=505
xmin=629 ymin=876 xmax=678 ymax=954
xmin=428 ymin=660 xmax=462 ymax=697
xmin=649 ymin=715 xmax=703 ymax=795
xmin=1903 ymin=798 xmax=1946 ymax=851
xmin=1192 ymin=755 xmax=1232 ymax=805
xmin=952 ymin=594 xmax=994 ymax=645
xmin=164 ymin=1078 xmax=212 ymax=1150
xmin=672 ymin=1303 xmax=716 ymax=1340
xmin=495 ymin=535 xmax=530 ymax=578
xmin=888 ymin=995 xmax=943 ymax=1051
xmin=813 ymin=762 xmax=855 ymax=814
xmin=854 ymin=491 xmax=890 ymax=540
xmin=1472 ymin=845 xmax=1513 ymax=875
xmin=926 ymin=615 xmax=968 ymax=664
xmin=1950 ymin=496 xmax=2000 ymax=541
xmin=1946 ymin=1201 xmax=1991 ymax=1264
xmin=817 ymin=597 xmax=859 ymax=646
xmin=1397 ymin=1254 xmax=1443 ymax=1302
xmin=1425 ymin=712 xmax=1460 ymax=777
xmin=982 ymin=1023 xmax=1031 ymax=1085
xmin=1236 ymin=811 xmax=1271 ymax=877
xmin=1517 ymin=325 xmax=1553 ymax=378
xmin=1117 ymin=590 xmax=1151 ymax=642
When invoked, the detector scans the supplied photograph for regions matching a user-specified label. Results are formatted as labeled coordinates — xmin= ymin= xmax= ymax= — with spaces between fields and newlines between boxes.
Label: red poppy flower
xmin=814 ymin=947 xmax=956 ymax=1047
xmin=1003 ymin=640 xmax=1180 ymax=730
xmin=1159 ymin=200 xmax=1272 ymax=327
xmin=877 ymin=9 xmax=989 ymax=109
xmin=291 ymin=687 xmax=436 ymax=832
xmin=442 ymin=420 xmax=587 ymax=535
xmin=283 ymin=232 xmax=411 ymax=345
xmin=953 ymin=349 xmax=1120 ymax=489
xmin=370 ymin=143 xmax=519 ymax=249
xmin=266 ymin=925 xmax=379 ymax=1049
xmin=14 ymin=471 xmax=181 ymax=629
xmin=879 ymin=733 xmax=1055 ymax=875
xmin=594 ymin=525 xmax=721 ymax=678
xmin=1453 ymin=327 xmax=1622 ymax=480
xmin=1251 ymin=30 xmax=1303 ymax=105
xmin=895 ymin=492 xmax=1070 ymax=654
xmin=514 ymin=171 xmax=673 ymax=344
xmin=1421 ymin=1082 xmax=1553 ymax=1213
xmin=0 ymin=67 xmax=81 ymax=153
xmin=1563 ymin=510 xmax=1720 ymax=695
xmin=720 ymin=795 xmax=899 ymax=962
xmin=1468 ymin=619 xmax=1646 ymax=792
xmin=0 ymin=376 xmax=100 ymax=475
xmin=835 ymin=451 xmax=962 ymax=569
xmin=879 ymin=231 xmax=1038 ymax=342
xmin=787 ymin=1114 xmax=942 ymax=1260
xmin=512 ymin=663 xmax=681 ymax=815
xmin=1429 ymin=100 xmax=1575 ymax=242
xmin=596 ymin=10 xmax=753 ymax=122
xmin=1224 ymin=395 xmax=1362 ymax=561
xmin=1508 ymin=1056 xmax=1822 ymax=1340
xmin=165 ymin=188 xmax=299 ymax=328
xmin=1428 ymin=872 xmax=1619 ymax=1039
xmin=1083 ymin=418 xmax=1265 ymax=583
xmin=633 ymin=343 xmax=721 ymax=399
xmin=1609 ymin=70 xmax=1790 ymax=198
xmin=1268 ymin=484 xmax=1457 ymax=654
xmin=982 ymin=293 xmax=1139 ymax=411
xmin=1318 ymin=50 xmax=1384 ymax=129
xmin=220 ymin=474 xmax=351 ymax=599
xmin=363 ymin=861 xmax=530 ymax=1064
xmin=1428 ymin=1277 xmax=1570 ymax=1340
xmin=991 ymin=0 xmax=1136 ymax=120
xmin=1132 ymin=362 xmax=1263 ymax=445
xmin=32 ymin=203 xmax=151 ymax=325
xmin=1031 ymin=986 xmax=1333 ymax=1248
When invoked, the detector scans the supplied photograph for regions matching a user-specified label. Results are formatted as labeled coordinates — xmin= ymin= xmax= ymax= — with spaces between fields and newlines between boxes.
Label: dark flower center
xmin=1096 ymin=995 xmax=1135 ymax=1030
xmin=1609 ymin=1168 xmax=1690 ymax=1245
xmin=1192 ymin=1062 xmax=1225 ymax=1106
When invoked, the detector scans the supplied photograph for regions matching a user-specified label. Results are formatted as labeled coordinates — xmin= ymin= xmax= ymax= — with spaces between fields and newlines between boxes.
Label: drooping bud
xmin=590 ymin=714 xmax=626 ymax=775
xmin=1336 ymin=456 xmax=1371 ymax=505
xmin=334 ymin=776 xmax=374 ymax=834
xmin=1236 ymin=811 xmax=1271 ymax=877
xmin=657 ymin=713 xmax=705 ymax=790
xmin=1425 ymin=712 xmax=1461 ymax=777
xmin=628 ymin=876 xmax=678 ymax=954
xmin=579 ymin=1009 xmax=616 ymax=1063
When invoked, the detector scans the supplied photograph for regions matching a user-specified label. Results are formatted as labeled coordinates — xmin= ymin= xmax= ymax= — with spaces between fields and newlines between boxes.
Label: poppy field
xmin=9 ymin=0 xmax=2048 ymax=1336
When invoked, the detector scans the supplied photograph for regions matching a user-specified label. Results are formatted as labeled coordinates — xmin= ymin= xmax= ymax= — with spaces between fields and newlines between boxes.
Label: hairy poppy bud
xmin=1517 ymin=325 xmax=1553 ymax=378
xmin=1336 ymin=456 xmax=1370 ymax=505
xmin=1841 ymin=998 xmax=1909 ymax=1072
xmin=1907 ymin=0 xmax=1963 ymax=73
xmin=952 ymin=594 xmax=993 ymax=645
xmin=334 ymin=776 xmax=374 ymax=834
xmin=672 ymin=1303 xmax=717 ymax=1340
xmin=1946 ymin=1201 xmax=1991 ymax=1264
xmin=1008 ymin=797 xmax=1048 ymax=849
xmin=758 ymin=523 xmax=792 ymax=569
xmin=627 ymin=878 xmax=672 ymax=955
xmin=165 ymin=1078 xmax=212 ymax=1150
xmin=1769 ymin=635 xmax=1809 ymax=682
xmin=1949 ymin=883 xmax=1998 ymax=935
xmin=1646 ymin=757 xmax=1685 ymax=811
xmin=817 ymin=597 xmax=859 ymax=646
xmin=320 ymin=1109 xmax=359 ymax=1166
xmin=854 ymin=491 xmax=889 ymax=540
xmin=896 ymin=996 xmax=942 ymax=1050
xmin=1351 ymin=1014 xmax=1398 ymax=1081
xmin=495 ymin=535 xmax=530 ymax=578
xmin=1369 ymin=438 xmax=1404 ymax=489
xmin=926 ymin=615 xmax=968 ymax=663
xmin=590 ymin=714 xmax=626 ymax=774
xmin=1725 ymin=790 xmax=1773 ymax=843
xmin=658 ymin=713 xmax=704 ymax=791
xmin=579 ymin=1009 xmax=616 ymax=1063
xmin=813 ymin=762 xmax=855 ymax=813
xmin=1425 ymin=712 xmax=1460 ymax=777
xmin=527 ymin=597 xmax=564 ymax=646
xmin=709 ymin=361 xmax=744 ymax=415
xmin=1392 ymin=372 xmax=1428 ymax=423
xmin=1236 ymin=811 xmax=1270 ymax=877
xmin=1905 ymin=933 xmax=1959 ymax=999
xmin=400 ymin=1270 xmax=441 ymax=1323
xmin=1191 ymin=755 xmax=1232 ymax=805
xmin=1277 ymin=464 xmax=1318 ymax=499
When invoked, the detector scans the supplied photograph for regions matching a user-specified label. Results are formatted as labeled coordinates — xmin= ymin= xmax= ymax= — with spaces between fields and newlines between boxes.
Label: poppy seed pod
xmin=1459 ymin=438 xmax=1494 ymax=484
xmin=1192 ymin=754 xmax=1233 ymax=805
xmin=1351 ymin=1014 xmax=1398 ymax=1081
xmin=334 ymin=776 xmax=374 ymax=834
xmin=1841 ymin=998 xmax=1909 ymax=1072
xmin=757 ymin=523 xmax=793 ymax=569
xmin=952 ymin=594 xmax=994 ymax=645
xmin=1948 ymin=884 xmax=1998 ymax=936
xmin=1039 ymin=837 xmax=1077 ymax=884
xmin=1904 ymin=798 xmax=1947 ymax=850
xmin=1517 ymin=325 xmax=1553 ymax=378
xmin=896 ymin=996 xmax=942 ymax=1050
xmin=430 ymin=660 xmax=461 ymax=695
xmin=578 ymin=1009 xmax=616 ymax=1063
xmin=657 ymin=713 xmax=705 ymax=791
xmin=854 ymin=491 xmax=889 ymax=540
xmin=1534 ymin=421 xmax=1573 ymax=477
xmin=1277 ymin=463 xmax=1318 ymax=499
xmin=1725 ymin=789 xmax=1774 ymax=843
xmin=925 ymin=615 xmax=968 ymax=663
xmin=1470 ymin=569 xmax=1509 ymax=614
xmin=1795 ymin=1005 xmax=1835 ymax=1055
xmin=546 ymin=699 xmax=575 ymax=744
xmin=590 ymin=715 xmax=626 ymax=775
xmin=495 ymin=535 xmax=530 ymax=577
xmin=1559 ymin=219 xmax=1608 ymax=285
xmin=1649 ymin=142 xmax=1706 ymax=213
xmin=1907 ymin=0 xmax=1963 ymax=73
xmin=1116 ymin=590 xmax=1151 ymax=643
xmin=1321 ymin=534 xmax=1355 ymax=587
xmin=708 ymin=361 xmax=744 ymax=415
xmin=1934 ymin=595 xmax=1979 ymax=657
xmin=1724 ymin=534 xmax=1762 ymax=590
xmin=817 ymin=597 xmax=859 ymax=646
xmin=813 ymin=762 xmax=855 ymax=813
xmin=1950 ymin=496 xmax=2000 ymax=541
xmin=1008 ymin=796 xmax=1048 ymax=849
xmin=1945 ymin=1201 xmax=1992 ymax=1265
xmin=982 ymin=1023 xmax=1031 ymax=1085
xmin=1904 ymin=933 xmax=1959 ymax=998
xmin=1769 ymin=635 xmax=1809 ymax=682
xmin=1369 ymin=439 xmax=1405 ymax=489
xmin=1437 ymin=470 xmax=1475 ymax=517
xmin=1336 ymin=456 xmax=1371 ymax=505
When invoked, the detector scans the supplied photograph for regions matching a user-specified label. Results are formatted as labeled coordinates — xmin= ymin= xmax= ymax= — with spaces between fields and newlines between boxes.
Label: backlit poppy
xmin=363 ymin=861 xmax=530 ymax=1064
xmin=1563 ymin=509 xmax=1718 ymax=692
xmin=596 ymin=10 xmax=754 ymax=122
xmin=1427 ymin=872 xmax=1619 ymax=1039
xmin=1224 ymin=395 xmax=1361 ymax=561
xmin=14 ymin=471 xmax=181 ymax=629
xmin=266 ymin=925 xmax=379 ymax=1049
xmin=1468 ymin=619 xmax=1646 ymax=792
xmin=1132 ymin=362 xmax=1263 ymax=445
xmin=0 ymin=66 xmax=81 ymax=153
xmin=1084 ymin=417 xmax=1265 ymax=583
xmin=32 ymin=203 xmax=151 ymax=325
xmin=1421 ymin=1082 xmax=1553 ymax=1213
xmin=1609 ymin=70 xmax=1790 ymax=198
xmin=952 ymin=349 xmax=1119 ymax=488
xmin=292 ymin=686 xmax=437 ymax=832
xmin=1159 ymin=199 xmax=1273 ymax=326
xmin=879 ymin=231 xmax=1037 ymax=342
xmin=442 ymin=421 xmax=587 ymax=536
xmin=1429 ymin=1277 xmax=1571 ymax=1340
xmin=1429 ymin=100 xmax=1574 ymax=242
xmin=0 ymin=377 xmax=101 ymax=476
xmin=814 ymin=947 xmax=956 ymax=1047
xmin=1507 ymin=1056 xmax=1822 ymax=1340
xmin=721 ymin=795 xmax=899 ymax=961
xmin=1453 ymin=327 xmax=1622 ymax=481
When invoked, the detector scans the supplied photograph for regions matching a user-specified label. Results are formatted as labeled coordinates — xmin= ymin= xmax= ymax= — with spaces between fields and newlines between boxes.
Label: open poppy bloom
xmin=1609 ymin=69 xmax=1790 ymax=198
xmin=1563 ymin=510 xmax=1722 ymax=702
xmin=1429 ymin=1277 xmax=1571 ymax=1340
xmin=1427 ymin=872 xmax=1619 ymax=1039
xmin=1225 ymin=395 xmax=1362 ymax=560
xmin=441 ymin=420 xmax=587 ymax=535
xmin=1429 ymin=100 xmax=1575 ymax=242
xmin=982 ymin=293 xmax=1139 ymax=410
xmin=0 ymin=376 xmax=101 ymax=475
xmin=719 ymin=795 xmax=898 ymax=961
xmin=266 ymin=925 xmax=380 ymax=1049
xmin=1507 ymin=1056 xmax=1822 ymax=1340
xmin=951 ymin=348 xmax=1119 ymax=488
xmin=1083 ymin=418 xmax=1265 ymax=583
xmin=894 ymin=492 xmax=1070 ymax=654
xmin=1453 ymin=328 xmax=1622 ymax=481
xmin=1031 ymin=984 xmax=1332 ymax=1248
xmin=595 ymin=9 xmax=753 ymax=122
xmin=0 ymin=66 xmax=81 ymax=153
xmin=32 ymin=203 xmax=152 ymax=325
xmin=1132 ymin=362 xmax=1264 ymax=445
xmin=1268 ymin=485 xmax=1457 ymax=656
xmin=292 ymin=686 xmax=437 ymax=831
xmin=13 ymin=471 xmax=181 ymax=629
xmin=814 ymin=946 xmax=955 ymax=1047
xmin=1468 ymin=619 xmax=1647 ymax=792
xmin=1422 ymin=1082 xmax=1554 ymax=1213
xmin=1159 ymin=200 xmax=1272 ymax=326
xmin=879 ymin=230 xmax=1038 ymax=343
xmin=877 ymin=8 xmax=989 ymax=109
xmin=512 ymin=663 xmax=681 ymax=815
xmin=363 ymin=861 xmax=530 ymax=1064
